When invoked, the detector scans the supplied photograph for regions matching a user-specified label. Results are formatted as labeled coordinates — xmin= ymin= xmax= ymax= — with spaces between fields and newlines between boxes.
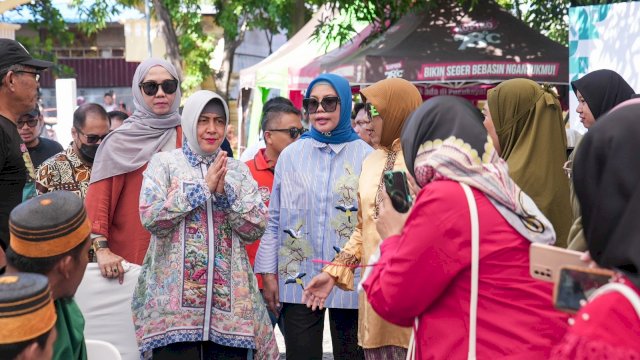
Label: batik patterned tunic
xmin=132 ymin=144 xmax=278 ymax=359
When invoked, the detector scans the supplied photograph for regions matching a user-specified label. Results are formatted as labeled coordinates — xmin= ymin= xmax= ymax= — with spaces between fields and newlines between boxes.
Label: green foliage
xmin=17 ymin=0 xmax=75 ymax=77
xmin=163 ymin=0 xmax=216 ymax=93
xmin=311 ymin=0 xmax=625 ymax=48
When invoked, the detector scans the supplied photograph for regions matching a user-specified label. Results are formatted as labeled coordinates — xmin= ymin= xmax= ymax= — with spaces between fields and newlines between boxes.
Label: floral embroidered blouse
xmin=254 ymin=137 xmax=372 ymax=308
xmin=132 ymin=143 xmax=278 ymax=359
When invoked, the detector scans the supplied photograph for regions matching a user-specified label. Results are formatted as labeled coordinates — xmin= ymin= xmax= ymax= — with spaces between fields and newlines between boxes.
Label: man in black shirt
xmin=18 ymin=106 xmax=63 ymax=168
xmin=0 ymin=39 xmax=53 ymax=269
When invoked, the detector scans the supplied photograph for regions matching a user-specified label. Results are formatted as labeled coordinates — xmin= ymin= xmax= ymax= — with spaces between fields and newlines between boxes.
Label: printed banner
xmin=418 ymin=62 xmax=560 ymax=81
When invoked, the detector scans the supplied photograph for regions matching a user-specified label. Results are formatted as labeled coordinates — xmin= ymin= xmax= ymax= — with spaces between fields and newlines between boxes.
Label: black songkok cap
xmin=0 ymin=272 xmax=56 ymax=344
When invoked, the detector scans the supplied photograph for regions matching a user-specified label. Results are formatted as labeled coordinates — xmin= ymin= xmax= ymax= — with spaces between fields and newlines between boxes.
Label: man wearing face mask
xmin=36 ymin=103 xmax=110 ymax=200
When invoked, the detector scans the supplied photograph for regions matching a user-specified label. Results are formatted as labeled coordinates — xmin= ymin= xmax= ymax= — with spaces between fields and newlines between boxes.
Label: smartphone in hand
xmin=553 ymin=265 xmax=614 ymax=314
xmin=383 ymin=170 xmax=413 ymax=213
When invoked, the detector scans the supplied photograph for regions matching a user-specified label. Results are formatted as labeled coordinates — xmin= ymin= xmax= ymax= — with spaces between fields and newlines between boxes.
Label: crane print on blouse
xmin=279 ymin=162 xmax=360 ymax=289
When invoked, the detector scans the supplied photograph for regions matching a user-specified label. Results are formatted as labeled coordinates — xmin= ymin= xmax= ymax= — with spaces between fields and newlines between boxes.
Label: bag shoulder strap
xmin=589 ymin=282 xmax=640 ymax=319
xmin=460 ymin=183 xmax=479 ymax=360
xmin=405 ymin=183 xmax=479 ymax=360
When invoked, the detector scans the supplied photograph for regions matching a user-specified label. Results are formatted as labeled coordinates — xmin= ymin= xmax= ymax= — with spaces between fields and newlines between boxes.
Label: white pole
xmin=145 ymin=0 xmax=152 ymax=57
xmin=55 ymin=79 xmax=77 ymax=149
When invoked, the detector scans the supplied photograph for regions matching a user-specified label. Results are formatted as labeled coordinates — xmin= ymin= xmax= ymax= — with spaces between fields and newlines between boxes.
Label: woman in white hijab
xmin=133 ymin=90 xmax=278 ymax=359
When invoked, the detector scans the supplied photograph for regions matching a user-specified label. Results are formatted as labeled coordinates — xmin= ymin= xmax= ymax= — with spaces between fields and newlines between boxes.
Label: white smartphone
xmin=529 ymin=243 xmax=586 ymax=282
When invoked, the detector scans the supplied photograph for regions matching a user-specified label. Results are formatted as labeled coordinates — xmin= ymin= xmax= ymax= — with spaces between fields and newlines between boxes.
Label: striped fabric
xmin=364 ymin=346 xmax=408 ymax=360
xmin=255 ymin=137 xmax=372 ymax=308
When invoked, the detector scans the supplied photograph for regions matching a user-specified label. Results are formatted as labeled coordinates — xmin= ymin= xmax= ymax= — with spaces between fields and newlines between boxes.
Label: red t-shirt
xmin=244 ymin=148 xmax=273 ymax=288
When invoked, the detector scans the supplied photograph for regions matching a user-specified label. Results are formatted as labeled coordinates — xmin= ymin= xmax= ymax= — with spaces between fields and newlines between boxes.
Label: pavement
xmin=275 ymin=315 xmax=334 ymax=359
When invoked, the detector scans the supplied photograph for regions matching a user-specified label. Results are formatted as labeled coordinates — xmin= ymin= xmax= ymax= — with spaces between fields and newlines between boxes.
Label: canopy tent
xmin=237 ymin=6 xmax=366 ymax=151
xmin=292 ymin=1 xmax=569 ymax=91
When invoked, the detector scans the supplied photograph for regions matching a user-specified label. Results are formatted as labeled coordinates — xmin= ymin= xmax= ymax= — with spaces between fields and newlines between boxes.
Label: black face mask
xmin=79 ymin=143 xmax=99 ymax=163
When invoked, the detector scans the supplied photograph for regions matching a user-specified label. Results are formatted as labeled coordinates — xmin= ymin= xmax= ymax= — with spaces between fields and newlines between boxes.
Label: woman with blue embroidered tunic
xmin=255 ymin=74 xmax=372 ymax=359
xmin=132 ymin=90 xmax=278 ymax=359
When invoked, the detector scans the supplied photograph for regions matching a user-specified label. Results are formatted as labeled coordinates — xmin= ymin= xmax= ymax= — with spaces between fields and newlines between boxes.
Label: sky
xmin=0 ymin=0 xmax=145 ymax=23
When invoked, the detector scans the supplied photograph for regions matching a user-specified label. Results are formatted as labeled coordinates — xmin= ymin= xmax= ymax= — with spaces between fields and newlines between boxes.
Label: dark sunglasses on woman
xmin=139 ymin=79 xmax=179 ymax=96
xmin=303 ymin=96 xmax=340 ymax=114
xmin=267 ymin=127 xmax=308 ymax=139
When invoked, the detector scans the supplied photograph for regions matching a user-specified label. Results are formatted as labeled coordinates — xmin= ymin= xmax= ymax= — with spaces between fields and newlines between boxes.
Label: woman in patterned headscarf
xmin=304 ymin=78 xmax=421 ymax=360
xmin=362 ymin=96 xmax=567 ymax=359
xmin=484 ymin=78 xmax=572 ymax=247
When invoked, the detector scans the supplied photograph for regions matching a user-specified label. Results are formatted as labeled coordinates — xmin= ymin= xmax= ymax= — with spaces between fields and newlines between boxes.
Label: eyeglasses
xmin=14 ymin=70 xmax=41 ymax=82
xmin=365 ymin=103 xmax=380 ymax=121
xmin=17 ymin=117 xmax=39 ymax=128
xmin=267 ymin=127 xmax=307 ymax=139
xmin=303 ymin=96 xmax=340 ymax=114
xmin=139 ymin=79 xmax=179 ymax=96
xmin=354 ymin=118 xmax=371 ymax=128
xmin=75 ymin=127 xmax=109 ymax=144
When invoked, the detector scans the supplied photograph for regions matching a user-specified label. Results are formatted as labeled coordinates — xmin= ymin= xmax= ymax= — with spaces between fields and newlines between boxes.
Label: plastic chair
xmin=85 ymin=339 xmax=122 ymax=360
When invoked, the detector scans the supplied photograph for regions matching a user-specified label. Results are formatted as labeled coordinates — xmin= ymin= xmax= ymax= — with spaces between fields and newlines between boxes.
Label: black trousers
xmin=281 ymin=303 xmax=364 ymax=360
xmin=152 ymin=341 xmax=248 ymax=360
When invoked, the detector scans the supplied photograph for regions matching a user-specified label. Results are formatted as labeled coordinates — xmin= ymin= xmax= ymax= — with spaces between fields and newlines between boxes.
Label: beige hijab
xmin=488 ymin=78 xmax=572 ymax=246
xmin=360 ymin=78 xmax=422 ymax=149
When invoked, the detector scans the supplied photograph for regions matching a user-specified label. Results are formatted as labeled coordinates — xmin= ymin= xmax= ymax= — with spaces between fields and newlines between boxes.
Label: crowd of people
xmin=1 ymin=35 xmax=640 ymax=360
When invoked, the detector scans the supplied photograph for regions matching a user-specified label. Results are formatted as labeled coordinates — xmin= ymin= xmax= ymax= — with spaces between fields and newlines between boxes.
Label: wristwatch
xmin=92 ymin=239 xmax=109 ymax=253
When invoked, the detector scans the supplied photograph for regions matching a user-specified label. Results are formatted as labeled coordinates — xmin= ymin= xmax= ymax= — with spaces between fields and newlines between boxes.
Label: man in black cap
xmin=18 ymin=106 xmax=63 ymax=168
xmin=0 ymin=39 xmax=53 ymax=270
xmin=0 ymin=272 xmax=58 ymax=360
xmin=5 ymin=191 xmax=91 ymax=360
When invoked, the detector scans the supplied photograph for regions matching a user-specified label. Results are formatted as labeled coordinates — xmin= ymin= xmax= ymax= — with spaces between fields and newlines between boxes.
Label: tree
xmin=315 ymin=0 xmax=629 ymax=48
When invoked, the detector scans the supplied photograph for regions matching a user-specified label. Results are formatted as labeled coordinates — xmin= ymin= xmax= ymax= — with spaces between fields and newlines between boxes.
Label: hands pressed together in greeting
xmin=206 ymin=151 xmax=228 ymax=195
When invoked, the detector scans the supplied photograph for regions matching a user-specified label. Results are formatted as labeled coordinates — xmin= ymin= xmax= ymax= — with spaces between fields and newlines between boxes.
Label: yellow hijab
xmin=488 ymin=79 xmax=572 ymax=246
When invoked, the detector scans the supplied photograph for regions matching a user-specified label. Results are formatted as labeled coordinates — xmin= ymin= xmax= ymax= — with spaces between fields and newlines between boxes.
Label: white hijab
xmin=181 ymin=90 xmax=229 ymax=156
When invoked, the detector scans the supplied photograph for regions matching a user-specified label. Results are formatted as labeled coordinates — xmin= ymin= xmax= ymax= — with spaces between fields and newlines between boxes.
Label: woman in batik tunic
xmin=132 ymin=90 xmax=278 ymax=360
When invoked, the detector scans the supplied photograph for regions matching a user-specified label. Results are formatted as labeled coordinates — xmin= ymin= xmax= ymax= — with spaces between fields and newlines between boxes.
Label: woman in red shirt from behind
xmin=361 ymin=96 xmax=568 ymax=359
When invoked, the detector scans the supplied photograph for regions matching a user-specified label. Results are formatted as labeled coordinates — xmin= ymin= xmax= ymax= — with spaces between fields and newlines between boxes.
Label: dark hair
xmin=0 ymin=323 xmax=53 ymax=358
xmin=261 ymin=103 xmax=302 ymax=133
xmin=352 ymin=103 xmax=366 ymax=120
xmin=108 ymin=110 xmax=128 ymax=123
xmin=73 ymin=103 xmax=110 ymax=129
xmin=263 ymin=97 xmax=294 ymax=115
xmin=104 ymin=91 xmax=113 ymax=98
xmin=6 ymin=237 xmax=89 ymax=275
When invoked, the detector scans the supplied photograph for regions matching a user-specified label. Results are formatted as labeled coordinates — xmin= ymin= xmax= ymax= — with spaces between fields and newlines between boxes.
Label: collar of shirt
xmin=67 ymin=145 xmax=86 ymax=168
xmin=309 ymin=138 xmax=348 ymax=154
xmin=182 ymin=142 xmax=217 ymax=167
xmin=254 ymin=148 xmax=273 ymax=172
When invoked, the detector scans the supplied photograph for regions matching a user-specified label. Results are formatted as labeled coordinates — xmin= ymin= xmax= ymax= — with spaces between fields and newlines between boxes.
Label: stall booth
xmin=292 ymin=1 xmax=569 ymax=106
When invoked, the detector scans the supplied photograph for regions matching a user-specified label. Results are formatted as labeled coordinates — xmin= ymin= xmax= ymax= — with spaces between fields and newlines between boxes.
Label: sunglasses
xmin=75 ymin=127 xmax=110 ymax=144
xmin=17 ymin=117 xmax=39 ymax=128
xmin=303 ymin=96 xmax=340 ymax=114
xmin=365 ymin=103 xmax=380 ymax=121
xmin=139 ymin=79 xmax=179 ymax=96
xmin=267 ymin=127 xmax=308 ymax=139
